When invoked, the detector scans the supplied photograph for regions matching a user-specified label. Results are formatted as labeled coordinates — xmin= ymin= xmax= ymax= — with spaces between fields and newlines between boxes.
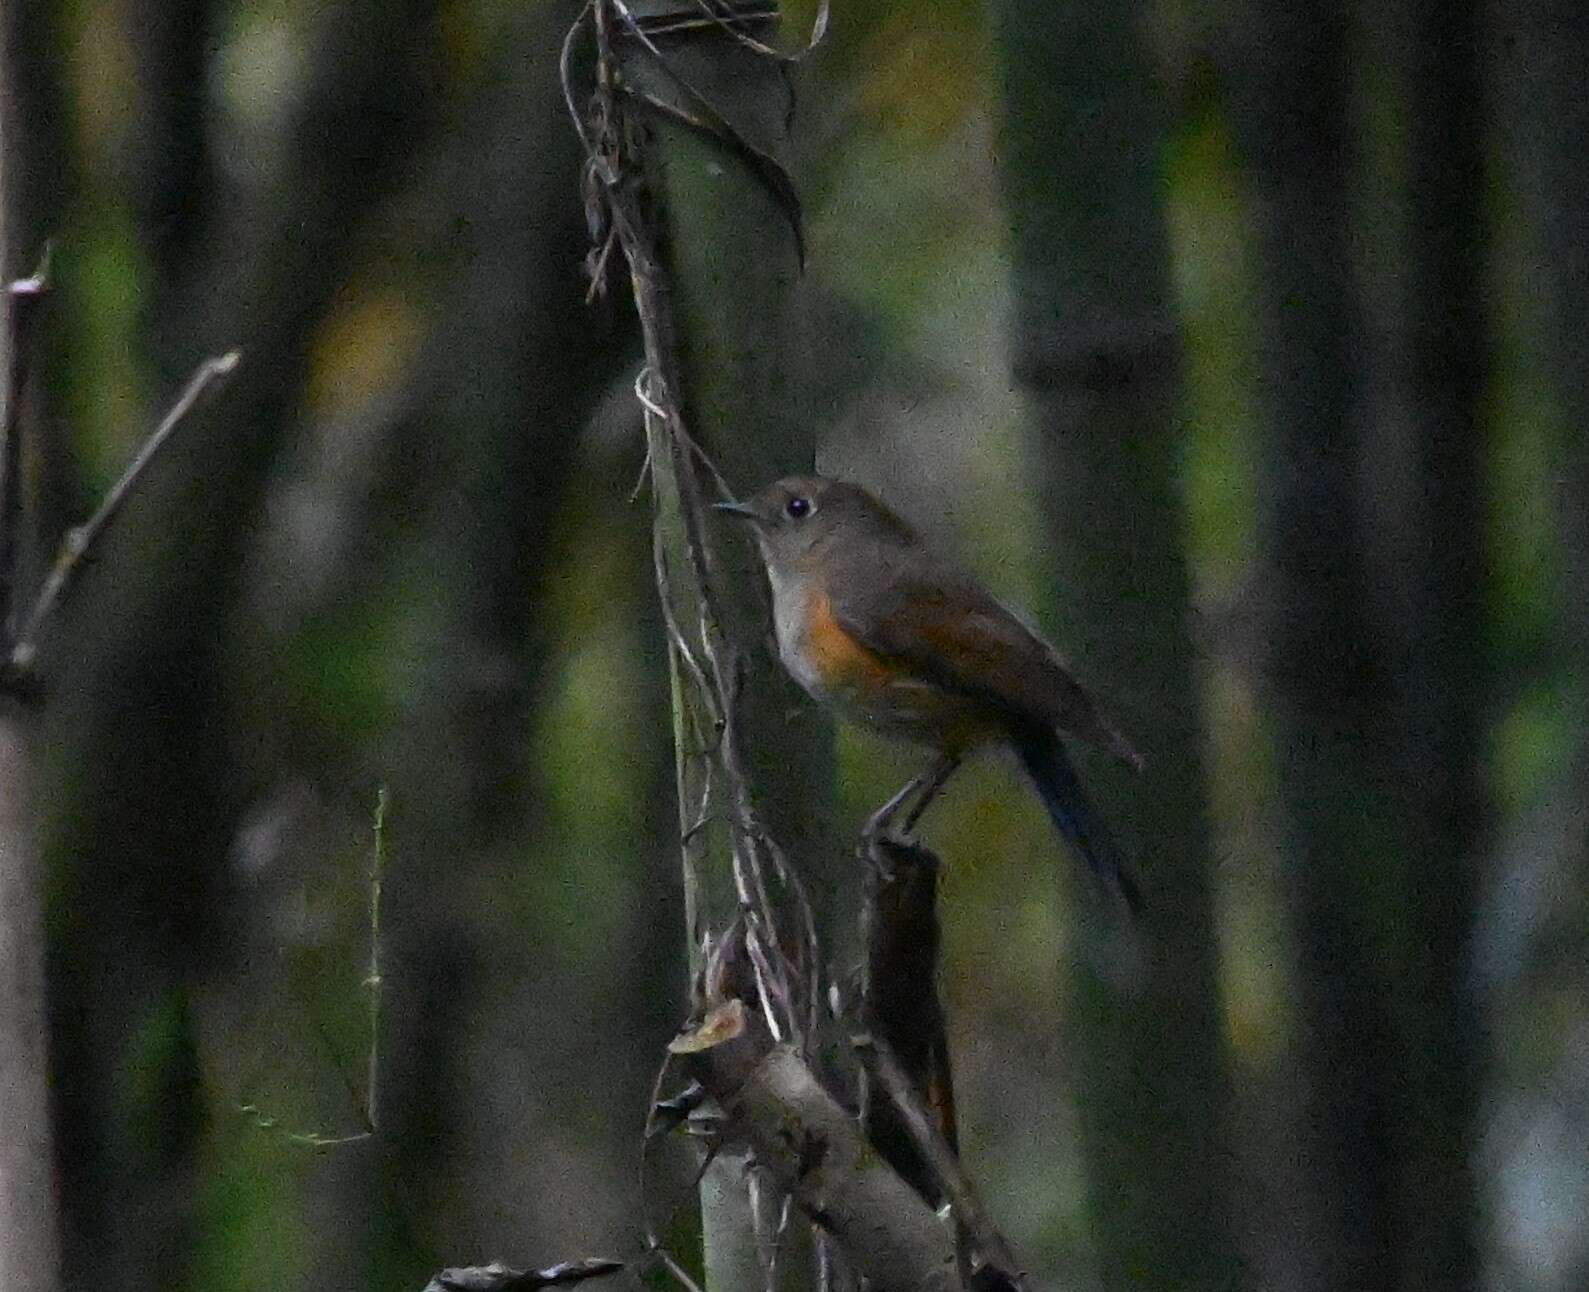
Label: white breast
xmin=765 ymin=563 xmax=828 ymax=700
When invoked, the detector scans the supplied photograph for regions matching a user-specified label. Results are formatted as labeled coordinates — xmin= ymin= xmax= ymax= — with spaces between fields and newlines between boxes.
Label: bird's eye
xmin=785 ymin=496 xmax=812 ymax=519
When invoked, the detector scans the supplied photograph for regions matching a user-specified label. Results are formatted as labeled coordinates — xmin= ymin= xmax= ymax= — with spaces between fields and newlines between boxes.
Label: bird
xmin=715 ymin=475 xmax=1145 ymax=914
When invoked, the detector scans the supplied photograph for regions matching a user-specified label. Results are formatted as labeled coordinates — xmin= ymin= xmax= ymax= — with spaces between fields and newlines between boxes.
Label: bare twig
xmin=561 ymin=2 xmax=600 ymax=158
xmin=650 ymin=516 xmax=718 ymax=730
xmin=237 ymin=785 xmax=386 ymax=1149
xmin=675 ymin=0 xmax=828 ymax=62
xmin=8 ymin=349 xmax=240 ymax=673
xmin=852 ymin=1035 xmax=1026 ymax=1289
xmin=639 ymin=2 xmax=779 ymax=42
xmin=0 ymin=255 xmax=50 ymax=650
xmin=584 ymin=0 xmax=815 ymax=1056
xmin=621 ymin=82 xmax=807 ymax=269
xmin=422 ymin=1257 xmax=625 ymax=1291
xmin=742 ymin=923 xmax=788 ymax=1043
xmin=647 ymin=1080 xmax=706 ymax=1140
xmin=640 ymin=1049 xmax=686 ymax=1253
xmin=745 ymin=1162 xmax=798 ymax=1291
xmin=607 ymin=0 xmax=805 ymax=267
xmin=635 ymin=366 xmax=735 ymax=503
xmin=638 ymin=1045 xmax=718 ymax=1292
xmin=362 ymin=784 xmax=388 ymax=1130
xmin=650 ymin=1241 xmax=709 ymax=1292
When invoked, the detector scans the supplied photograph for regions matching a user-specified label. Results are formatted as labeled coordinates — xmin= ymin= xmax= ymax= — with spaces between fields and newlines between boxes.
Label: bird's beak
xmin=712 ymin=500 xmax=761 ymax=523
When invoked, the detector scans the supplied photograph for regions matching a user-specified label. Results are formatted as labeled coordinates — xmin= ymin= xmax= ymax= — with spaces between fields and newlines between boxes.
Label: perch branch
xmin=860 ymin=837 xmax=959 ymax=1202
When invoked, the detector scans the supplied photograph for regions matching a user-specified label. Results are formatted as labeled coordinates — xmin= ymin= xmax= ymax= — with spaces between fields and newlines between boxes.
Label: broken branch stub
xmin=674 ymin=1003 xmax=960 ymax=1292
xmin=861 ymin=837 xmax=959 ymax=1206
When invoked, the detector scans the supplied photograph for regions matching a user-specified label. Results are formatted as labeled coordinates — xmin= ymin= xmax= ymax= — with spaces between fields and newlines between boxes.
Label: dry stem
xmin=8 ymin=350 xmax=239 ymax=676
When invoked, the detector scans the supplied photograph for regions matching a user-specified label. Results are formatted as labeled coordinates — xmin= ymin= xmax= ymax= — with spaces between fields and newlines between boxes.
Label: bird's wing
xmin=829 ymin=562 xmax=1143 ymax=770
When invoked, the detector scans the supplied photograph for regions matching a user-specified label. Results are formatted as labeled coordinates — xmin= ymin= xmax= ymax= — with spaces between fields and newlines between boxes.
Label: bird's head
xmin=714 ymin=475 xmax=895 ymax=574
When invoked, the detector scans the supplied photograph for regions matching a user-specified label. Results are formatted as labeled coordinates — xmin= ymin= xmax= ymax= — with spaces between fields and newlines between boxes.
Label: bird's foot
xmin=861 ymin=823 xmax=912 ymax=852
xmin=859 ymin=826 xmax=915 ymax=884
xmin=859 ymin=810 xmax=912 ymax=857
xmin=861 ymin=778 xmax=921 ymax=847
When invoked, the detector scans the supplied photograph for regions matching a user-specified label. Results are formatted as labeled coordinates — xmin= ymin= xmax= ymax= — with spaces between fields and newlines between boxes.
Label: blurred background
xmin=1 ymin=1 xmax=1585 ymax=1290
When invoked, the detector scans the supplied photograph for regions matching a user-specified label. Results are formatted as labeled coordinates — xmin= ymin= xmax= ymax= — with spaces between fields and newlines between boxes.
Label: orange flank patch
xmin=803 ymin=587 xmax=1001 ymax=753
xmin=804 ymin=588 xmax=899 ymax=691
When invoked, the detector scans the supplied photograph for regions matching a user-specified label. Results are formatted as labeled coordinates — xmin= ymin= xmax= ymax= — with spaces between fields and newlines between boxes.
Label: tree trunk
xmin=986 ymin=5 xmax=1240 ymax=1288
xmin=1229 ymin=9 xmax=1384 ymax=1288
xmin=1232 ymin=5 xmax=1493 ymax=1286
xmin=123 ymin=0 xmax=218 ymax=381
xmin=1508 ymin=16 xmax=1589 ymax=705
xmin=617 ymin=7 xmax=837 ymax=1288
xmin=1227 ymin=7 xmax=1393 ymax=1289
xmin=1499 ymin=10 xmax=1589 ymax=1285
xmin=1356 ymin=3 xmax=1489 ymax=1286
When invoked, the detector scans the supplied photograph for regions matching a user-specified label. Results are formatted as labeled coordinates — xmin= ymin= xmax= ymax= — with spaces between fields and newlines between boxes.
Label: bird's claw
xmin=861 ymin=825 xmax=911 ymax=852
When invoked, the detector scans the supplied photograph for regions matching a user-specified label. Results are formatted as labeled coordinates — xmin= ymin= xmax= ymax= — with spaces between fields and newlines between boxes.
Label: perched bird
xmin=716 ymin=475 xmax=1145 ymax=914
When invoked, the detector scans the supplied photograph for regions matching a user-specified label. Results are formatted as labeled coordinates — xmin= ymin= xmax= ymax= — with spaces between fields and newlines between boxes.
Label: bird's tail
xmin=1011 ymin=723 xmax=1141 ymax=917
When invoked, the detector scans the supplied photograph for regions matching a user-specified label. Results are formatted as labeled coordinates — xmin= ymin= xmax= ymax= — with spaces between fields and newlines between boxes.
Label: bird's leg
xmin=899 ymin=752 xmax=961 ymax=835
xmin=862 ymin=774 xmax=926 ymax=844
xmin=862 ymin=752 xmax=961 ymax=844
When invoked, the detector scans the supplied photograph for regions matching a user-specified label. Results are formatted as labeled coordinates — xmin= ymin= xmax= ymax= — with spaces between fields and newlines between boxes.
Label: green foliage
xmin=1169 ymin=106 xmax=1262 ymax=591
xmin=192 ymin=1127 xmax=311 ymax=1292
xmin=273 ymin=599 xmax=409 ymax=757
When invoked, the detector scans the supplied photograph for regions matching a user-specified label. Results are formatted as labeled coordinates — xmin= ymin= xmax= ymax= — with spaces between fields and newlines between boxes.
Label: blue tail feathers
xmin=1012 ymin=723 xmax=1141 ymax=916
